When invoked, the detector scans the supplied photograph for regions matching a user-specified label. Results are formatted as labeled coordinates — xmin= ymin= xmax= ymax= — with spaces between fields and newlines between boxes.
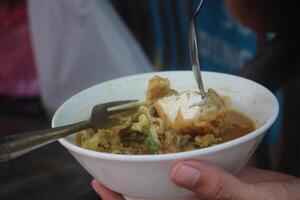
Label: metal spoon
xmin=189 ymin=0 xmax=206 ymax=99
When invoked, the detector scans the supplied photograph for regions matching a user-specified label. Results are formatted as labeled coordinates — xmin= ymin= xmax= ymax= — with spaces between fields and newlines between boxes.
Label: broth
xmin=221 ymin=110 xmax=255 ymax=142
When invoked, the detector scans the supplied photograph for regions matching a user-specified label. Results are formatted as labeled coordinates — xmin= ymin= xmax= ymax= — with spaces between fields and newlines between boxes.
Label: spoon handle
xmin=0 ymin=121 xmax=89 ymax=162
xmin=189 ymin=0 xmax=205 ymax=95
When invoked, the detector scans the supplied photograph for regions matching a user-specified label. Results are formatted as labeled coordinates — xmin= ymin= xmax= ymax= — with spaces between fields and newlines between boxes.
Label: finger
xmin=170 ymin=160 xmax=256 ymax=200
xmin=237 ymin=167 xmax=294 ymax=183
xmin=91 ymin=179 xmax=125 ymax=200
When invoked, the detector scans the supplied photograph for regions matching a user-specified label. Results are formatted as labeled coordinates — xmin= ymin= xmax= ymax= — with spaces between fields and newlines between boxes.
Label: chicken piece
xmin=146 ymin=76 xmax=174 ymax=102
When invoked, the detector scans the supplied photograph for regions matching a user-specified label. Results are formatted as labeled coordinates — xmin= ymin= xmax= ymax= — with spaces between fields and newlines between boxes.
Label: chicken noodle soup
xmin=75 ymin=76 xmax=255 ymax=154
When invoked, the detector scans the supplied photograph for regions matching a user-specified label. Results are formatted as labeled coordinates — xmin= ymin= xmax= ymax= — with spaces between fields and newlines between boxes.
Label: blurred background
xmin=0 ymin=0 xmax=299 ymax=199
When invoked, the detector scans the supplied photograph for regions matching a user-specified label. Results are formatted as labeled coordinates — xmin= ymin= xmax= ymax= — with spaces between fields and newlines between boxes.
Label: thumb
xmin=170 ymin=161 xmax=255 ymax=200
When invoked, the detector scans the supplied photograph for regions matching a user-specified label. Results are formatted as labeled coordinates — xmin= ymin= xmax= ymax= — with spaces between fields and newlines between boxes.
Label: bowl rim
xmin=53 ymin=71 xmax=279 ymax=162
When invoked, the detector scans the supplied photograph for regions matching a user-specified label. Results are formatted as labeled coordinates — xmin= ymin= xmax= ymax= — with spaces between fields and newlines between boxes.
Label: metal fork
xmin=0 ymin=100 xmax=138 ymax=162
xmin=189 ymin=0 xmax=206 ymax=99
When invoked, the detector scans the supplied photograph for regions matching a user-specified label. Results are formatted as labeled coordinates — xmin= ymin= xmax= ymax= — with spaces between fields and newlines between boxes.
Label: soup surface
xmin=75 ymin=76 xmax=255 ymax=155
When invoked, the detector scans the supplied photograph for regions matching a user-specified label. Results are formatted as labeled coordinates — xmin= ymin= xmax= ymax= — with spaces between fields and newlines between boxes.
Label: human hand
xmin=91 ymin=160 xmax=300 ymax=200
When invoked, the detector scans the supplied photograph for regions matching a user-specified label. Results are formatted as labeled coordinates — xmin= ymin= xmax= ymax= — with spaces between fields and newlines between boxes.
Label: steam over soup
xmin=75 ymin=76 xmax=255 ymax=154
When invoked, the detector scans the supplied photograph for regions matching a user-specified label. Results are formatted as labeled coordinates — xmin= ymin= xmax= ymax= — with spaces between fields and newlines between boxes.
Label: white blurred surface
xmin=28 ymin=0 xmax=152 ymax=114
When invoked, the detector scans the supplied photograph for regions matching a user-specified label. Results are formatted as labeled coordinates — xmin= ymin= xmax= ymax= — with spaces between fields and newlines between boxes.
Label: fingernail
xmin=174 ymin=164 xmax=200 ymax=187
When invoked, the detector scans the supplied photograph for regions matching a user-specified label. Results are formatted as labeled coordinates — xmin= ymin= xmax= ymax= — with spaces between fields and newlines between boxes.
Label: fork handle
xmin=0 ymin=120 xmax=90 ymax=162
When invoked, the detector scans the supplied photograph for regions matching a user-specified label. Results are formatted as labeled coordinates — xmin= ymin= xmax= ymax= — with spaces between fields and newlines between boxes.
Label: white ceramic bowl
xmin=52 ymin=71 xmax=279 ymax=200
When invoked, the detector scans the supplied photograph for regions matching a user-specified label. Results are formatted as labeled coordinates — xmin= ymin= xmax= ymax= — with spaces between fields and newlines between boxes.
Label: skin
xmin=91 ymin=1 xmax=300 ymax=199
xmin=91 ymin=160 xmax=300 ymax=200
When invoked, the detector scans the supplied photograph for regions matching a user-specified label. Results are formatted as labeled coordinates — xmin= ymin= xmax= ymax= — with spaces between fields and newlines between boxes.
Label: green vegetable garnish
xmin=144 ymin=132 xmax=160 ymax=153
xmin=132 ymin=113 xmax=160 ymax=153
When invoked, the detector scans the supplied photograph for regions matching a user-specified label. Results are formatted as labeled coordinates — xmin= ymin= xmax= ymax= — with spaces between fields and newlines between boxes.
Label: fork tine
xmin=107 ymin=108 xmax=137 ymax=116
xmin=101 ymin=100 xmax=138 ymax=109
xmin=90 ymin=100 xmax=139 ymax=129
xmin=107 ymin=101 xmax=145 ymax=117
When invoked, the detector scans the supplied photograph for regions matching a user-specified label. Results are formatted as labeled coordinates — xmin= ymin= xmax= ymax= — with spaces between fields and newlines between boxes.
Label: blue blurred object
xmin=163 ymin=0 xmax=178 ymax=70
xmin=149 ymin=0 xmax=164 ymax=68
xmin=175 ymin=0 xmax=190 ymax=69
xmin=268 ymin=91 xmax=283 ymax=152
xmin=192 ymin=0 xmax=257 ymax=73
xmin=191 ymin=0 xmax=282 ymax=153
